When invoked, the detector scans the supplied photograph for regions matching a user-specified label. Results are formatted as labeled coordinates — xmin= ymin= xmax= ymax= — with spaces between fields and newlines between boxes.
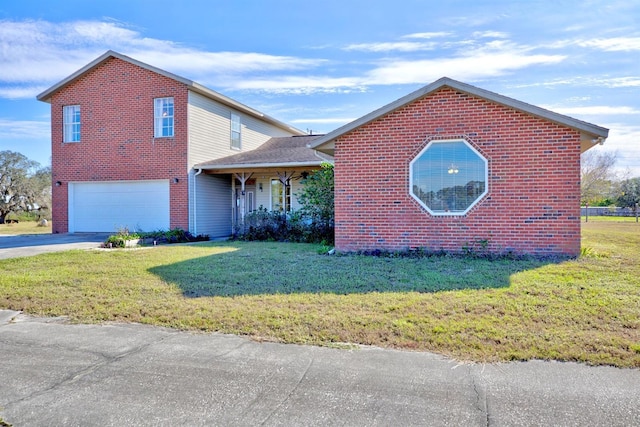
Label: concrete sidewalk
xmin=0 ymin=310 xmax=638 ymax=426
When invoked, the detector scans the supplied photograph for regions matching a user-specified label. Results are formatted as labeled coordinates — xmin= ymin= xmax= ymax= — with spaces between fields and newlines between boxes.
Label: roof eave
xmin=195 ymin=160 xmax=329 ymax=171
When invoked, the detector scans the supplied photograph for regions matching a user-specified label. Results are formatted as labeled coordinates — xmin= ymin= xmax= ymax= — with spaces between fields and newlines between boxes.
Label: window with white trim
xmin=410 ymin=139 xmax=488 ymax=215
xmin=271 ymin=179 xmax=291 ymax=212
xmin=63 ymin=105 xmax=81 ymax=142
xmin=154 ymin=97 xmax=174 ymax=137
xmin=231 ymin=113 xmax=241 ymax=150
xmin=246 ymin=191 xmax=254 ymax=213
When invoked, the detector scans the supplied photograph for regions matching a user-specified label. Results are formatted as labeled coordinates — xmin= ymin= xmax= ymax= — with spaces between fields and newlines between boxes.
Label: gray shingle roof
xmin=195 ymin=135 xmax=332 ymax=170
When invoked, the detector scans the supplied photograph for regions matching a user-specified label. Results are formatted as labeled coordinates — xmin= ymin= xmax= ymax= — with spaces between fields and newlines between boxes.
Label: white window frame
xmin=63 ymin=105 xmax=81 ymax=143
xmin=271 ymin=179 xmax=291 ymax=212
xmin=409 ymin=138 xmax=488 ymax=216
xmin=154 ymin=97 xmax=174 ymax=138
xmin=246 ymin=191 xmax=254 ymax=213
xmin=230 ymin=113 xmax=241 ymax=150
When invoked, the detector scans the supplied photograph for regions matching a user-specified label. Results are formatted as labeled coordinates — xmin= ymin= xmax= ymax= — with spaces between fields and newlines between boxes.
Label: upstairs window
xmin=63 ymin=105 xmax=81 ymax=142
xmin=154 ymin=97 xmax=174 ymax=137
xmin=231 ymin=113 xmax=241 ymax=150
xmin=410 ymin=139 xmax=488 ymax=215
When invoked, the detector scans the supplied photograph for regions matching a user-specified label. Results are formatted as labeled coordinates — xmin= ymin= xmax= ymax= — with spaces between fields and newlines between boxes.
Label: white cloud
xmin=0 ymin=19 xmax=322 ymax=99
xmin=513 ymin=76 xmax=640 ymax=89
xmin=229 ymin=45 xmax=566 ymax=93
xmin=402 ymin=32 xmax=452 ymax=39
xmin=133 ymin=50 xmax=320 ymax=76
xmin=290 ymin=117 xmax=357 ymax=124
xmin=236 ymin=37 xmax=567 ymax=93
xmin=595 ymin=123 xmax=640 ymax=177
xmin=0 ymin=86 xmax=50 ymax=100
xmin=365 ymin=52 xmax=565 ymax=85
xmin=577 ymin=37 xmax=640 ymax=51
xmin=603 ymin=77 xmax=640 ymax=88
xmin=548 ymin=106 xmax=640 ymax=116
xmin=0 ymin=18 xmax=587 ymax=99
xmin=0 ymin=118 xmax=50 ymax=139
xmin=549 ymin=35 xmax=640 ymax=52
xmin=343 ymin=42 xmax=436 ymax=52
xmin=472 ymin=31 xmax=509 ymax=38
xmin=229 ymin=76 xmax=367 ymax=94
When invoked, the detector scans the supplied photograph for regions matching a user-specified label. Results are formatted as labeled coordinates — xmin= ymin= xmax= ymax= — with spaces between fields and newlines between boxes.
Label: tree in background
xmin=29 ymin=165 xmax=53 ymax=219
xmin=0 ymin=150 xmax=51 ymax=223
xmin=296 ymin=162 xmax=334 ymax=224
xmin=580 ymin=150 xmax=618 ymax=206
xmin=617 ymin=177 xmax=640 ymax=213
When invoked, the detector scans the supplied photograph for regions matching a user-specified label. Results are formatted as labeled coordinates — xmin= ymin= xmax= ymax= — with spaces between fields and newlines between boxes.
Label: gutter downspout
xmin=313 ymin=149 xmax=334 ymax=164
xmin=193 ymin=168 xmax=203 ymax=236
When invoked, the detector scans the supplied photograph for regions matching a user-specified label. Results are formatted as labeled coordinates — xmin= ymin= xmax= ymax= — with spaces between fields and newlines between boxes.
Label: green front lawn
xmin=1 ymin=221 xmax=639 ymax=367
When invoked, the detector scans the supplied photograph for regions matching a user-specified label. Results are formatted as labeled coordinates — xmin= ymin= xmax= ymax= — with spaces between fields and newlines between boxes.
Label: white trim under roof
xmin=197 ymin=160 xmax=329 ymax=171
xmin=309 ymin=77 xmax=609 ymax=154
xmin=36 ymin=50 xmax=305 ymax=136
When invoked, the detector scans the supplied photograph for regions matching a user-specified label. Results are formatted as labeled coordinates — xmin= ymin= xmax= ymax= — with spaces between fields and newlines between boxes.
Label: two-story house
xmin=37 ymin=51 xmax=329 ymax=237
xmin=39 ymin=51 xmax=609 ymax=256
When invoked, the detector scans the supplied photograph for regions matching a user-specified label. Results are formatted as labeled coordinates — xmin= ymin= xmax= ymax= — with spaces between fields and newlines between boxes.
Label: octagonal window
xmin=410 ymin=139 xmax=488 ymax=215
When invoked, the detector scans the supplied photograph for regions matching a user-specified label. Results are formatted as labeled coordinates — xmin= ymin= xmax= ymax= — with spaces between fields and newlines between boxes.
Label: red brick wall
xmin=49 ymin=57 xmax=189 ymax=233
xmin=334 ymin=88 xmax=582 ymax=256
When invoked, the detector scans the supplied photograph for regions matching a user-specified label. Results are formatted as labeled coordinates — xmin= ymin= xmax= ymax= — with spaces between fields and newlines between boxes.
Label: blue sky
xmin=0 ymin=0 xmax=638 ymax=176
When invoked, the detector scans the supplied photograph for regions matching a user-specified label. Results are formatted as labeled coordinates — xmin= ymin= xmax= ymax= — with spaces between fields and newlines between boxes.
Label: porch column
xmin=234 ymin=172 xmax=253 ymax=226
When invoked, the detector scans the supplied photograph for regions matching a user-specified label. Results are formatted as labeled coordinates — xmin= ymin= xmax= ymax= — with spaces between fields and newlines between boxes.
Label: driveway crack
xmin=3 ymin=333 xmax=174 ymax=408
xmin=469 ymin=365 xmax=490 ymax=426
xmin=259 ymin=356 xmax=314 ymax=426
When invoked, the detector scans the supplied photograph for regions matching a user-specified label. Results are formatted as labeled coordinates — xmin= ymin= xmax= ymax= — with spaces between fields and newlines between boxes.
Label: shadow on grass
xmin=148 ymin=242 xmax=555 ymax=297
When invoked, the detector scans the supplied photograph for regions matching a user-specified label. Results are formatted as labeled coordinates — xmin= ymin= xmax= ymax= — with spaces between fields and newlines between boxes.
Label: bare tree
xmin=580 ymin=150 xmax=618 ymax=205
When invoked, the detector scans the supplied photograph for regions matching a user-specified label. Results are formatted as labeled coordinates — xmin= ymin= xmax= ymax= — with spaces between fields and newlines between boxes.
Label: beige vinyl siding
xmin=187 ymin=91 xmax=294 ymax=168
xmin=192 ymin=173 xmax=232 ymax=238
xmin=255 ymin=177 xmax=271 ymax=210
xmin=290 ymin=179 xmax=303 ymax=210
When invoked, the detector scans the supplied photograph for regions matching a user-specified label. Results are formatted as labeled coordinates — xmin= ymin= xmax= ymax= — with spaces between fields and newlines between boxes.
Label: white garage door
xmin=69 ymin=180 xmax=170 ymax=233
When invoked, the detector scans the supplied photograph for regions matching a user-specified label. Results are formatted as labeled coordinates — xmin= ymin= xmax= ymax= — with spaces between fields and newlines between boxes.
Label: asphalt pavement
xmin=0 ymin=233 xmax=108 ymax=259
xmin=0 ymin=310 xmax=639 ymax=426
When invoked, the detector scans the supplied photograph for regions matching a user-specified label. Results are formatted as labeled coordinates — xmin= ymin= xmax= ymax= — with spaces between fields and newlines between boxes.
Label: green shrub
xmin=104 ymin=227 xmax=141 ymax=248
xmin=233 ymin=207 xmax=334 ymax=244
xmin=104 ymin=227 xmax=209 ymax=248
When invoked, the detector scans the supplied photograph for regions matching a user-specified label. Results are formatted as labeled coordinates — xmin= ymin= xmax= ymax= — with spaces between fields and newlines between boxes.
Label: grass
xmin=582 ymin=215 xmax=639 ymax=222
xmin=0 ymin=220 xmax=638 ymax=368
xmin=0 ymin=221 xmax=52 ymax=235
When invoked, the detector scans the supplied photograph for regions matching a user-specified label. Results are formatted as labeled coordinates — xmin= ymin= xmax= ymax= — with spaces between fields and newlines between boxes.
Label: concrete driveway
xmin=0 ymin=233 xmax=109 ymax=259
xmin=0 ymin=310 xmax=639 ymax=426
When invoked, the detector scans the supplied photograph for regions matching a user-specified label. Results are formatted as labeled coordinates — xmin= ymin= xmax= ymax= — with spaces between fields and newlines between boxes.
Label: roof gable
xmin=37 ymin=50 xmax=304 ymax=136
xmin=309 ymin=77 xmax=609 ymax=154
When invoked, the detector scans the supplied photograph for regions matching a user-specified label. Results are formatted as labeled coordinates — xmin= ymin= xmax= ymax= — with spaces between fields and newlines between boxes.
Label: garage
xmin=69 ymin=180 xmax=170 ymax=233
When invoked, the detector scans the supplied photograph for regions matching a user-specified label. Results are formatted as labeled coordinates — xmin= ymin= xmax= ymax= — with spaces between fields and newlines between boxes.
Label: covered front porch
xmin=191 ymin=135 xmax=332 ymax=238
